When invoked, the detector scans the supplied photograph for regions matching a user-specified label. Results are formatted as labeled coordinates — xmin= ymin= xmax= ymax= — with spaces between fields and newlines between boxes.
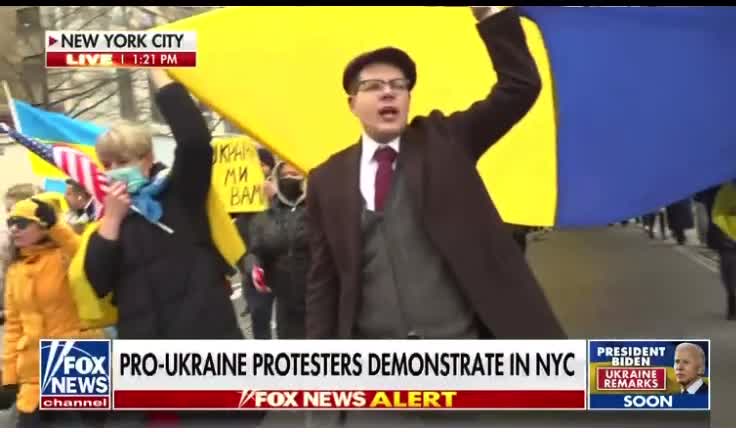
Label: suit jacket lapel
xmin=400 ymin=126 xmax=425 ymax=216
xmin=339 ymin=140 xmax=363 ymax=278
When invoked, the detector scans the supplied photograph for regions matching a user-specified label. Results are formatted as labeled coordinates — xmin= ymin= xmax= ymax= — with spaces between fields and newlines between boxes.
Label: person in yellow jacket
xmin=1 ymin=184 xmax=45 ymax=326
xmin=2 ymin=196 xmax=102 ymax=427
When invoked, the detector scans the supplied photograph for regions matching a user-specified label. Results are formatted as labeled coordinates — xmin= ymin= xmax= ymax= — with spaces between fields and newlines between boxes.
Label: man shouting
xmin=305 ymin=6 xmax=564 ymax=341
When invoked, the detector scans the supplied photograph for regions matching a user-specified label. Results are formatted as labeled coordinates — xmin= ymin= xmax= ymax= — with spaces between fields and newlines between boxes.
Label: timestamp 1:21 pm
xmin=124 ymin=53 xmax=180 ymax=67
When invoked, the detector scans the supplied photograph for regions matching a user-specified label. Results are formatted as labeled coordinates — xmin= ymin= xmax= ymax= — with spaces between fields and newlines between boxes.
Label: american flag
xmin=0 ymin=122 xmax=107 ymax=219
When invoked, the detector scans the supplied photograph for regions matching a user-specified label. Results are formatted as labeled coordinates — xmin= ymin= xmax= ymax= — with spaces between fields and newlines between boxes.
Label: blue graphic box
xmin=588 ymin=340 xmax=710 ymax=411
xmin=40 ymin=339 xmax=111 ymax=397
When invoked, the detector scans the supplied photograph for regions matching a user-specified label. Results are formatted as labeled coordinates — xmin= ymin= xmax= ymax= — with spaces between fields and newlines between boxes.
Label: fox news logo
xmin=40 ymin=340 xmax=111 ymax=410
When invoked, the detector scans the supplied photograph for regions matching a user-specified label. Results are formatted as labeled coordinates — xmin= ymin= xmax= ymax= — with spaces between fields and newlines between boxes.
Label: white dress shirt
xmin=682 ymin=378 xmax=704 ymax=395
xmin=359 ymin=133 xmax=400 ymax=211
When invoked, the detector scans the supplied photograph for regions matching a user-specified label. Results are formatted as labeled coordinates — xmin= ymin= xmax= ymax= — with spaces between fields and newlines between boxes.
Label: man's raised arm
xmin=448 ymin=6 xmax=542 ymax=161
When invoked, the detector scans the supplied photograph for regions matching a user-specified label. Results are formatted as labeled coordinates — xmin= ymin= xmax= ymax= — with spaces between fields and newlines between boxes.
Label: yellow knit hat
xmin=7 ymin=194 xmax=62 ymax=227
xmin=34 ymin=191 xmax=68 ymax=214
xmin=7 ymin=198 xmax=42 ymax=225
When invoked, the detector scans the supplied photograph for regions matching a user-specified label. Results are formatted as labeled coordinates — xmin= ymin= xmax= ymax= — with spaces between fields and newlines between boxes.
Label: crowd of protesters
xmin=0 ymin=6 xmax=733 ymax=428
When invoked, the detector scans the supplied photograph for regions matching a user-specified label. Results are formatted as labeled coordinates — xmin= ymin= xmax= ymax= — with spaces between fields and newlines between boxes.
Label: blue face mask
xmin=107 ymin=165 xmax=148 ymax=194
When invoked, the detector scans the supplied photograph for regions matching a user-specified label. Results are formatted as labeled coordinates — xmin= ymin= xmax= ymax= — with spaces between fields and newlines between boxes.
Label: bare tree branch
xmin=55 ymin=6 xmax=86 ymax=28
xmin=131 ymin=6 xmax=170 ymax=22
xmin=132 ymin=5 xmax=215 ymax=25
xmin=70 ymin=88 xmax=118 ymax=118
xmin=46 ymin=77 xmax=117 ymax=107
xmin=64 ymin=93 xmax=88 ymax=116
xmin=12 ymin=7 xmax=219 ymax=123
xmin=75 ymin=7 xmax=114 ymax=31
xmin=48 ymin=78 xmax=74 ymax=93
xmin=0 ymin=56 xmax=21 ymax=75
xmin=20 ymin=80 xmax=35 ymax=103
xmin=49 ymin=70 xmax=110 ymax=81
xmin=1 ymin=56 xmax=37 ymax=101
xmin=50 ymin=71 xmax=121 ymax=93
xmin=47 ymin=70 xmax=75 ymax=77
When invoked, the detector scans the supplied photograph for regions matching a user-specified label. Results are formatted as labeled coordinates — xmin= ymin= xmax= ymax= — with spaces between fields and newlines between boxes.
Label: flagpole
xmin=2 ymin=80 xmax=22 ymax=134
xmin=130 ymin=204 xmax=175 ymax=234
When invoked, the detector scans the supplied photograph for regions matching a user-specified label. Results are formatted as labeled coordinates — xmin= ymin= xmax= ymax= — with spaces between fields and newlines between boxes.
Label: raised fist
xmin=470 ymin=6 xmax=503 ymax=21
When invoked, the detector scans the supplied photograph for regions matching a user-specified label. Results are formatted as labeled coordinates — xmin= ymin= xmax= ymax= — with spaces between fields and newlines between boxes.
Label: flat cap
xmin=342 ymin=47 xmax=416 ymax=94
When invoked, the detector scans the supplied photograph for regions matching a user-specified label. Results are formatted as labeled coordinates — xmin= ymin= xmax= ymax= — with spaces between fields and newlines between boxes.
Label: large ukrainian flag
xmin=156 ymin=6 xmax=736 ymax=227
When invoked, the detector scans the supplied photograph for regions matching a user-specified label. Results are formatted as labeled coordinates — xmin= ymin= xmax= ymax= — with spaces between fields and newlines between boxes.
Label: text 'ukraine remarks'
xmin=588 ymin=340 xmax=710 ymax=411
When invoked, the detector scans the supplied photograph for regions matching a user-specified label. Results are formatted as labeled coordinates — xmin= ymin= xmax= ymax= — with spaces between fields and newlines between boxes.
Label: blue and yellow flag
xmin=520 ymin=6 xmax=736 ymax=227
xmin=157 ymin=6 xmax=736 ymax=227
xmin=13 ymin=99 xmax=104 ymax=179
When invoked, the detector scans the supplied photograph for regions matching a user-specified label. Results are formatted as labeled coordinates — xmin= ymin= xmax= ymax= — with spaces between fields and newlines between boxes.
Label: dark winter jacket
xmin=83 ymin=83 xmax=243 ymax=340
xmin=235 ymin=213 xmax=259 ymax=293
xmin=247 ymin=165 xmax=308 ymax=318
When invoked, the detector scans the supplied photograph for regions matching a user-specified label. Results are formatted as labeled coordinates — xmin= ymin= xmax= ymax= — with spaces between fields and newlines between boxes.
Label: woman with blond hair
xmin=1 ymin=195 xmax=102 ymax=427
xmin=84 ymin=70 xmax=245 ymax=340
xmin=78 ymin=70 xmax=260 ymax=426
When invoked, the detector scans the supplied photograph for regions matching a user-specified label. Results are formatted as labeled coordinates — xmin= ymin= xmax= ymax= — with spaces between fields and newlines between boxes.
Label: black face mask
xmin=278 ymin=177 xmax=303 ymax=201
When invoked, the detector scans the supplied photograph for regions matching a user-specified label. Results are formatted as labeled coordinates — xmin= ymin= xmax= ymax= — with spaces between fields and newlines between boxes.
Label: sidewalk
xmin=626 ymin=218 xmax=719 ymax=265
xmin=528 ymin=226 xmax=733 ymax=427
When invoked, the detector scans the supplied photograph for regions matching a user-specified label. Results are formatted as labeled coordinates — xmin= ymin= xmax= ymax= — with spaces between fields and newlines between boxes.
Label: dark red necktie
xmin=374 ymin=146 xmax=398 ymax=212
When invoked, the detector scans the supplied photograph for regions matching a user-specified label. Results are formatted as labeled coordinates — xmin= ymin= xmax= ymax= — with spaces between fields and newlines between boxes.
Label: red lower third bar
xmin=113 ymin=390 xmax=586 ymax=410
xmin=46 ymin=52 xmax=197 ymax=68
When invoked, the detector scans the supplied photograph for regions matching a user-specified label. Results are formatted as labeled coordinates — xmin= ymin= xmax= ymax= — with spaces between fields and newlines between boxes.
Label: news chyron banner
xmin=41 ymin=340 xmax=587 ymax=411
xmin=45 ymin=31 xmax=196 ymax=68
xmin=38 ymin=339 xmax=710 ymax=412
xmin=588 ymin=340 xmax=710 ymax=411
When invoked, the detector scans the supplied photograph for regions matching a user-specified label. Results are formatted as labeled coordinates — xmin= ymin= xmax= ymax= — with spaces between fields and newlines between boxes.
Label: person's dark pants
xmin=657 ymin=212 xmax=667 ymax=239
xmin=718 ymin=249 xmax=736 ymax=318
xmin=276 ymin=300 xmax=306 ymax=339
xmin=81 ymin=411 xmax=108 ymax=427
xmin=512 ymin=231 xmax=527 ymax=254
xmin=17 ymin=409 xmax=85 ymax=428
xmin=672 ymin=228 xmax=686 ymax=245
xmin=245 ymin=284 xmax=274 ymax=339
xmin=642 ymin=213 xmax=659 ymax=239
xmin=176 ymin=410 xmax=265 ymax=427
xmin=0 ymin=389 xmax=16 ymax=410
xmin=102 ymin=410 xmax=265 ymax=427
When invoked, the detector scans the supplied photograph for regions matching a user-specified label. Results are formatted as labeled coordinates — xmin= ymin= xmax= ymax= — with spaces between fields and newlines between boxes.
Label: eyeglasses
xmin=355 ymin=78 xmax=411 ymax=93
xmin=6 ymin=217 xmax=33 ymax=230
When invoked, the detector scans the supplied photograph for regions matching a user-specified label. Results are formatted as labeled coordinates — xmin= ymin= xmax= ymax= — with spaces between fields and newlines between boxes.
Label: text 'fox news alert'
xmin=44 ymin=31 xmax=196 ymax=68
xmin=40 ymin=340 xmax=111 ymax=410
